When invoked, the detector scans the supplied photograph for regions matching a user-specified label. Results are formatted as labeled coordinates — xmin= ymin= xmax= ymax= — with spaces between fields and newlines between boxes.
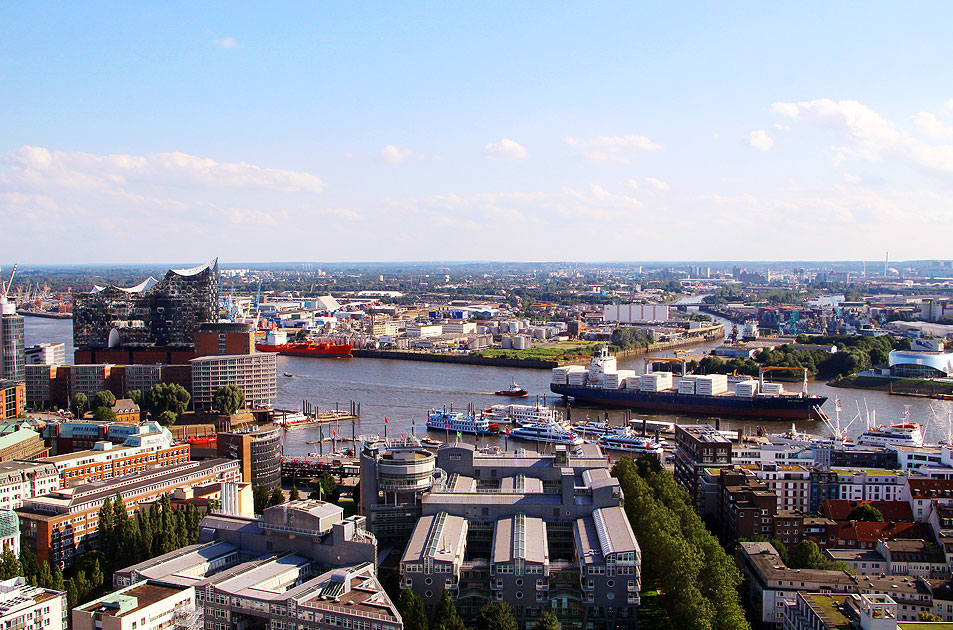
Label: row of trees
xmin=98 ymin=494 xmax=204 ymax=571
xmin=397 ymin=589 xmax=560 ymax=630
xmin=612 ymin=455 xmax=749 ymax=630
xmin=609 ymin=327 xmax=654 ymax=352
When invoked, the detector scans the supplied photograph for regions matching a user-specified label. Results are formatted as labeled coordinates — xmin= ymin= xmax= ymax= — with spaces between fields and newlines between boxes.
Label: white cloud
xmin=645 ymin=177 xmax=670 ymax=191
xmin=0 ymin=146 xmax=335 ymax=261
xmin=913 ymin=112 xmax=953 ymax=140
xmin=843 ymin=172 xmax=863 ymax=184
xmin=773 ymin=123 xmax=791 ymax=133
xmin=482 ymin=138 xmax=528 ymax=160
xmin=564 ymin=134 xmax=661 ymax=164
xmin=772 ymin=98 xmax=953 ymax=174
xmin=380 ymin=145 xmax=421 ymax=163
xmin=626 ymin=179 xmax=639 ymax=190
xmin=747 ymin=129 xmax=774 ymax=151
xmin=216 ymin=37 xmax=239 ymax=48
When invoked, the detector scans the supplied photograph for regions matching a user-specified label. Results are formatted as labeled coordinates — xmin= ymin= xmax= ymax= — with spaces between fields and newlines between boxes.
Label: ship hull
xmin=551 ymin=384 xmax=826 ymax=420
xmin=256 ymin=343 xmax=352 ymax=358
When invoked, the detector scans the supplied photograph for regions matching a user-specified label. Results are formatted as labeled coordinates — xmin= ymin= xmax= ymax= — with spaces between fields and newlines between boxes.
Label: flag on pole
xmin=384 ymin=416 xmax=388 ymax=424
xmin=446 ymin=420 xmax=450 ymax=429
xmin=457 ymin=431 xmax=462 ymax=438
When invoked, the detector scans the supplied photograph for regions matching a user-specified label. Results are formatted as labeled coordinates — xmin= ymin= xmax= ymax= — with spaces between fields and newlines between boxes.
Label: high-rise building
xmin=0 ymin=297 xmax=25 ymax=382
xmin=24 ymin=343 xmax=65 ymax=366
xmin=72 ymin=260 xmax=220 ymax=364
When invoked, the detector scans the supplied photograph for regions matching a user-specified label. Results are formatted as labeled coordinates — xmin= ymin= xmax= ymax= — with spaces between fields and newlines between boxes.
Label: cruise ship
xmin=596 ymin=431 xmax=664 ymax=455
xmin=857 ymin=423 xmax=924 ymax=448
xmin=551 ymin=346 xmax=827 ymax=420
xmin=509 ymin=422 xmax=583 ymax=446
xmin=427 ymin=410 xmax=498 ymax=435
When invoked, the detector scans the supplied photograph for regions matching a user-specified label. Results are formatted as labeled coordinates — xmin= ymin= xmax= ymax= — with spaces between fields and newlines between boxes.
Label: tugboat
xmin=495 ymin=380 xmax=529 ymax=397
xmin=283 ymin=372 xmax=294 ymax=378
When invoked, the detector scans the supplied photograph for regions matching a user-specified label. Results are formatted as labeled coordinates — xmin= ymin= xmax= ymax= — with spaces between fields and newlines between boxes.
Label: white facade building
xmin=603 ymin=304 xmax=669 ymax=323
xmin=190 ymin=353 xmax=278 ymax=411
xmin=0 ymin=577 xmax=67 ymax=630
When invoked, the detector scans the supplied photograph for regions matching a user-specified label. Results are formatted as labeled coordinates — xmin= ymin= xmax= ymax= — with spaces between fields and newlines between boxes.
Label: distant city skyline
xmin=2 ymin=3 xmax=953 ymax=263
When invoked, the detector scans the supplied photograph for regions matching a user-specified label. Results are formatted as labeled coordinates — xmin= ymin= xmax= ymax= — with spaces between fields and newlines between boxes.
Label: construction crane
xmin=0 ymin=264 xmax=16 ymax=300
xmin=643 ymin=357 xmax=687 ymax=376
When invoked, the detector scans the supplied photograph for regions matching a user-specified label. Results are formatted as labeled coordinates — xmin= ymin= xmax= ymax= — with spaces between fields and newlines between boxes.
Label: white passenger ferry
xmin=596 ymin=431 xmax=664 ymax=455
xmin=483 ymin=403 xmax=559 ymax=425
xmin=509 ymin=422 xmax=583 ymax=446
xmin=427 ymin=410 xmax=498 ymax=435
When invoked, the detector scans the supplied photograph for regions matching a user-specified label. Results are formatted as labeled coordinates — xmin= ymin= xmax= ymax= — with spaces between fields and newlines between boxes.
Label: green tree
xmin=309 ymin=472 xmax=338 ymax=502
xmin=92 ymin=390 xmax=116 ymax=411
xmin=919 ymin=611 xmax=944 ymax=622
xmin=533 ymin=610 xmax=560 ymax=630
xmin=397 ymin=589 xmax=428 ymax=630
xmin=0 ymin=545 xmax=20 ymax=579
xmin=158 ymin=410 xmax=178 ymax=426
xmin=847 ymin=504 xmax=884 ymax=522
xmin=93 ymin=406 xmax=117 ymax=422
xmin=65 ymin=578 xmax=79 ymax=610
xmin=213 ymin=384 xmax=245 ymax=415
xmin=98 ymin=496 xmax=114 ymax=561
xmin=253 ymin=484 xmax=270 ymax=514
xmin=70 ymin=393 xmax=88 ymax=418
xmin=127 ymin=389 xmax=142 ymax=405
xmin=269 ymin=487 xmax=285 ymax=507
xmin=144 ymin=383 xmax=190 ymax=418
xmin=431 ymin=590 xmax=465 ymax=630
xmin=789 ymin=540 xmax=827 ymax=570
xmin=289 ymin=486 xmax=300 ymax=501
xmin=475 ymin=602 xmax=518 ymax=630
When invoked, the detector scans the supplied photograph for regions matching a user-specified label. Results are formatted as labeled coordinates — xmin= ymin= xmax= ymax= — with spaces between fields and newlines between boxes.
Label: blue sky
xmin=2 ymin=3 xmax=953 ymax=263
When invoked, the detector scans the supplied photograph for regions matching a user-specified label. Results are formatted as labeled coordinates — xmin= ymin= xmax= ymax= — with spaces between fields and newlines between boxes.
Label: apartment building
xmin=833 ymin=468 xmax=907 ymax=502
xmin=17 ymin=458 xmax=240 ymax=567
xmin=0 ymin=380 xmax=26 ymax=420
xmin=0 ymin=577 xmax=67 ymax=630
xmin=0 ymin=427 xmax=49 ymax=461
xmin=674 ymin=424 xmax=733 ymax=510
xmin=0 ymin=461 xmax=58 ymax=511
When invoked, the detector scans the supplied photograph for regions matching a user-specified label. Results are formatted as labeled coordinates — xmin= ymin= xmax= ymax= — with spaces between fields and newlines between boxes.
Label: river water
xmin=24 ymin=314 xmax=953 ymax=456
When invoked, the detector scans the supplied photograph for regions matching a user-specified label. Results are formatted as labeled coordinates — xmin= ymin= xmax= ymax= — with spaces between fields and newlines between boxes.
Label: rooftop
xmin=79 ymin=582 xmax=188 ymax=617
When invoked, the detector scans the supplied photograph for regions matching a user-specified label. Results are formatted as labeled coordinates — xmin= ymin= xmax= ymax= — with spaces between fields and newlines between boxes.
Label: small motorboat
xmin=420 ymin=436 xmax=442 ymax=447
xmin=495 ymin=380 xmax=528 ymax=397
xmin=283 ymin=372 xmax=294 ymax=378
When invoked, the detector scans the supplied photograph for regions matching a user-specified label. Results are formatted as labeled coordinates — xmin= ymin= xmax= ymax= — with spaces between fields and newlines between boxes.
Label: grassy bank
xmin=472 ymin=340 xmax=600 ymax=361
xmin=828 ymin=375 xmax=953 ymax=396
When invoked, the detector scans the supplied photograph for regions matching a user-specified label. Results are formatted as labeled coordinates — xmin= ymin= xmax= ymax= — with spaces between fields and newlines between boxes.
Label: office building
xmin=382 ymin=440 xmax=640 ymax=627
xmin=190 ymin=353 xmax=277 ymax=411
xmin=105 ymin=501 xmax=398 ymax=630
xmin=38 ymin=422 xmax=189 ymax=487
xmin=0 ymin=298 xmax=24 ymax=383
xmin=16 ymin=458 xmax=240 ymax=567
xmin=0 ymin=577 xmax=67 ymax=630
xmin=216 ymin=427 xmax=282 ymax=488
xmin=72 ymin=582 xmax=196 ymax=630
xmin=73 ymin=260 xmax=219 ymax=364
xmin=24 ymin=343 xmax=65 ymax=366
xmin=193 ymin=322 xmax=255 ymax=357
xmin=0 ymin=380 xmax=26 ymax=420
xmin=0 ymin=425 xmax=48 ymax=461
xmin=24 ymin=365 xmax=57 ymax=409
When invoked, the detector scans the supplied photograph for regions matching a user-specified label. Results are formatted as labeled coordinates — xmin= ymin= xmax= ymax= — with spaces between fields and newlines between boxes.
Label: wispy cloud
xmin=644 ymin=177 xmax=670 ymax=191
xmin=482 ymin=138 xmax=529 ymax=160
xmin=380 ymin=145 xmax=421 ymax=164
xmin=216 ymin=37 xmax=239 ymax=49
xmin=564 ymin=134 xmax=661 ymax=164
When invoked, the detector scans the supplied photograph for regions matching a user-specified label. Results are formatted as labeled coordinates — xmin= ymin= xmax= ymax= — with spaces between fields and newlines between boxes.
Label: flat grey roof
xmin=401 ymin=512 xmax=467 ymax=565
xmin=492 ymin=514 xmax=548 ymax=565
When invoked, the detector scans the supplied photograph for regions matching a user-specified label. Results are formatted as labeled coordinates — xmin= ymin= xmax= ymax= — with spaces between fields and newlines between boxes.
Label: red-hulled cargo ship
xmin=255 ymin=341 xmax=353 ymax=358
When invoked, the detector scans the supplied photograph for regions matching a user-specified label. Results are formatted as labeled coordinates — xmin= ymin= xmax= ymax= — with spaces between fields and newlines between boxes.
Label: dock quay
xmin=281 ymin=457 xmax=360 ymax=481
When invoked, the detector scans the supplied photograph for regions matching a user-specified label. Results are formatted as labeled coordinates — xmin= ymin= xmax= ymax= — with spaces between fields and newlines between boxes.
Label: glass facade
xmin=0 ymin=314 xmax=24 ymax=382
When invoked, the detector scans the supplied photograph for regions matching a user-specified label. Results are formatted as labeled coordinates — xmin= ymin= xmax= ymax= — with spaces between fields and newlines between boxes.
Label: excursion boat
xmin=420 ymin=436 xmax=443 ymax=447
xmin=283 ymin=372 xmax=294 ymax=377
xmin=509 ymin=422 xmax=583 ymax=446
xmin=495 ymin=381 xmax=529 ymax=397
xmin=596 ymin=431 xmax=664 ymax=455
xmin=273 ymin=411 xmax=313 ymax=427
xmin=427 ymin=410 xmax=498 ymax=435
xmin=571 ymin=421 xmax=615 ymax=436
xmin=186 ymin=435 xmax=217 ymax=447
xmin=483 ymin=404 xmax=558 ymax=425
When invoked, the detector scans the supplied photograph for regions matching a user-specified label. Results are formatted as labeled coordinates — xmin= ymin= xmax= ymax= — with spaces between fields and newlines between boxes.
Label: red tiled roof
xmin=821 ymin=499 xmax=914 ymax=522
xmin=835 ymin=521 xmax=934 ymax=544
xmin=907 ymin=479 xmax=953 ymax=499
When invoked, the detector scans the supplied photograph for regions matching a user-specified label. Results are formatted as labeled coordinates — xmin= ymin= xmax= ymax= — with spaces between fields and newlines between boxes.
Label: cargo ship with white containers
xmin=551 ymin=347 xmax=827 ymax=421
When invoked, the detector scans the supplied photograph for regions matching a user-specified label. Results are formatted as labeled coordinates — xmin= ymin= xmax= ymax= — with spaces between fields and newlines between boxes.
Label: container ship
xmin=550 ymin=347 xmax=827 ymax=421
